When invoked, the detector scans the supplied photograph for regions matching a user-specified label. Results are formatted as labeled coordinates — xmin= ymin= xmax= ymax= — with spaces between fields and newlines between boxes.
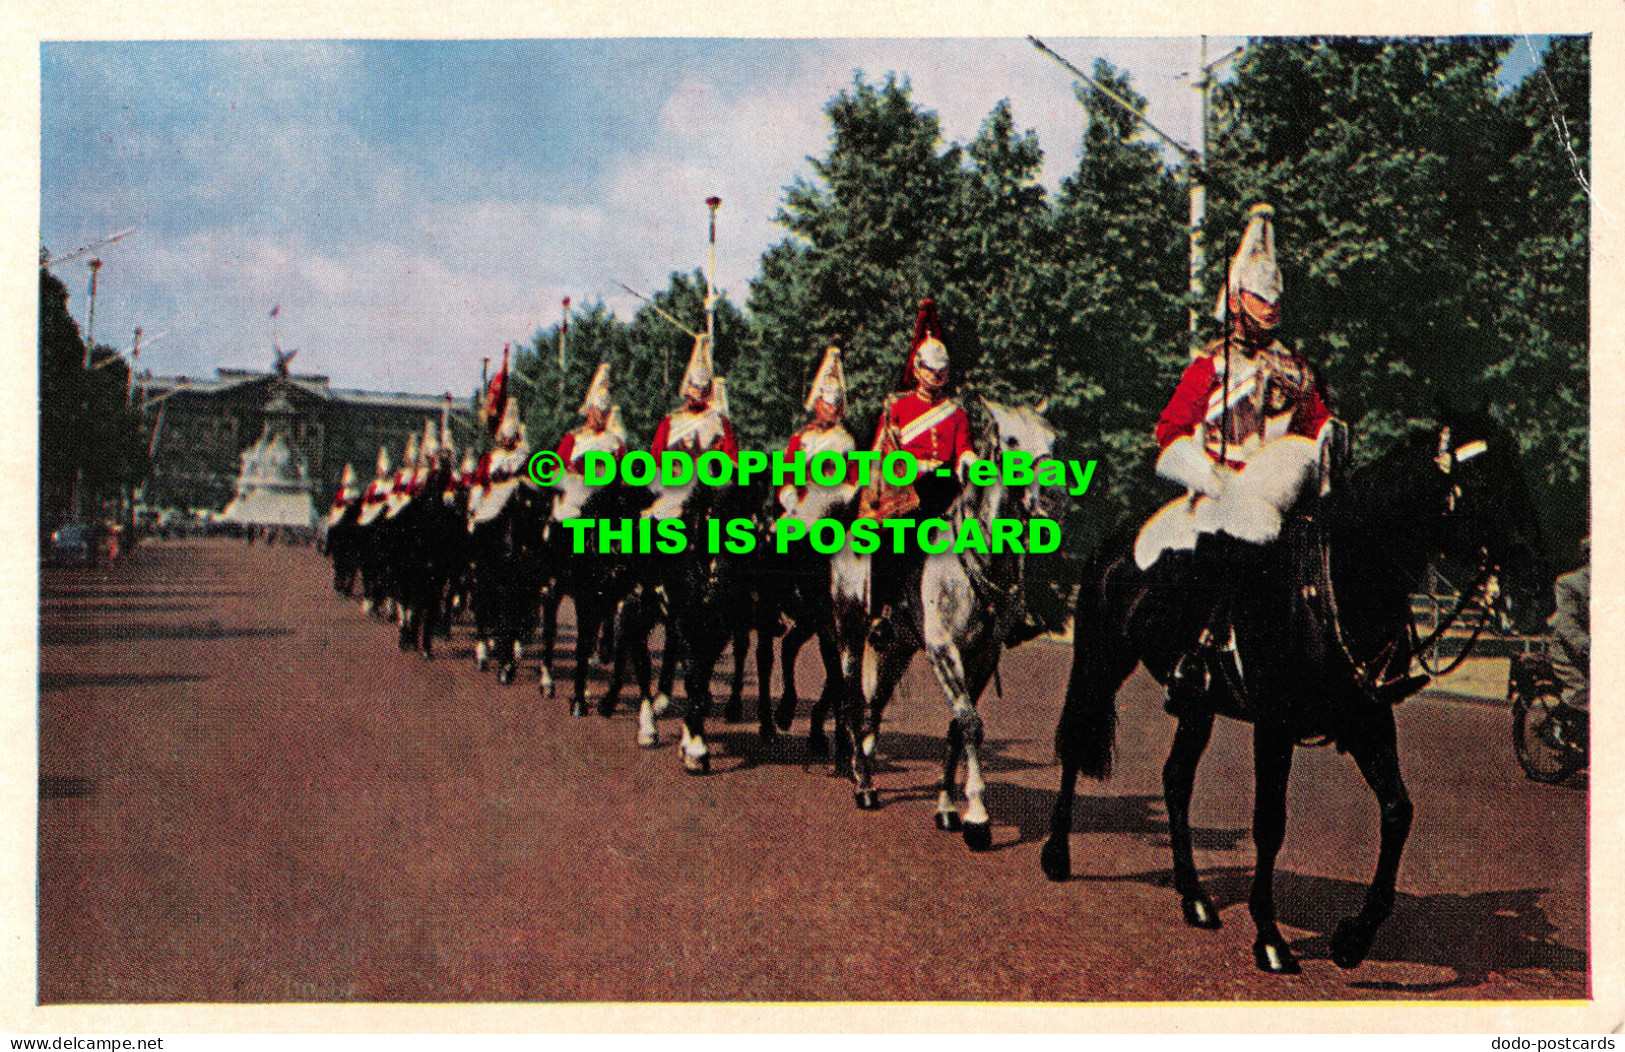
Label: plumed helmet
xmin=905 ymin=298 xmax=948 ymax=386
xmin=681 ymin=334 xmax=714 ymax=400
xmin=580 ymin=362 xmax=613 ymax=415
xmin=1219 ymin=202 xmax=1283 ymax=331
xmin=804 ymin=346 xmax=847 ymax=413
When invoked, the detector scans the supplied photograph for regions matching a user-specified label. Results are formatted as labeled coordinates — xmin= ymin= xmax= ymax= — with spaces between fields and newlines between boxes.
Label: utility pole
xmin=705 ymin=196 xmax=721 ymax=350
xmin=129 ymin=327 xmax=142 ymax=407
xmin=83 ymin=258 xmax=103 ymax=367
xmin=1029 ymin=36 xmax=1241 ymax=350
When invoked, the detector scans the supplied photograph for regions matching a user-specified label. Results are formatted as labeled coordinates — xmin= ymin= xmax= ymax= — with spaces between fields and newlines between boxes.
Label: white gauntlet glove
xmin=1156 ymin=435 xmax=1226 ymax=499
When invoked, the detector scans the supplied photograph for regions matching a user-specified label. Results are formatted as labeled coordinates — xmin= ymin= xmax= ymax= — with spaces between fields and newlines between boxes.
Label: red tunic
xmin=651 ymin=409 xmax=738 ymax=460
xmin=557 ymin=428 xmax=627 ymax=475
xmin=1156 ymin=342 xmax=1330 ymax=465
xmin=874 ymin=390 xmax=975 ymax=472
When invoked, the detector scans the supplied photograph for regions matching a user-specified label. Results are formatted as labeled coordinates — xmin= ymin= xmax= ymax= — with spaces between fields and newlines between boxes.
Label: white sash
xmin=898 ymin=399 xmax=957 ymax=446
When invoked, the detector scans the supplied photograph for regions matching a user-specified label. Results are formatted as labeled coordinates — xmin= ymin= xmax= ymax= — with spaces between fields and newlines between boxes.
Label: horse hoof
xmin=421 ymin=648 xmax=434 ymax=662
xmin=961 ymin=821 xmax=993 ymax=852
xmin=758 ymin=722 xmax=777 ymax=743
xmin=476 ymin=657 xmax=488 ymax=672
xmin=774 ymin=705 xmax=795 ymax=732
xmin=1181 ymin=895 xmax=1223 ymax=930
xmin=934 ymin=811 xmax=962 ymax=832
xmin=497 ymin=664 xmax=516 ymax=686
xmin=542 ymin=680 xmax=556 ymax=699
xmin=807 ymin=731 xmax=830 ymax=757
xmin=1039 ymin=837 xmax=1071 ymax=882
xmin=1252 ymin=937 xmax=1301 ymax=975
xmin=724 ymin=704 xmax=744 ymax=724
xmin=854 ymin=790 xmax=881 ymax=811
xmin=570 ymin=701 xmax=589 ymax=718
xmin=1330 ymin=917 xmax=1375 ymax=970
xmin=598 ymin=699 xmax=616 ymax=719
xmin=652 ymin=694 xmax=671 ymax=717
xmin=637 ymin=729 xmax=660 ymax=748
xmin=682 ymin=752 xmax=710 ymax=775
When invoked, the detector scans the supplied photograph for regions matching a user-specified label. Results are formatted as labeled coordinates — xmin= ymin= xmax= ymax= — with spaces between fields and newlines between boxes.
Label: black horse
xmin=534 ymin=480 xmax=663 ymax=723
xmin=1042 ymin=413 xmax=1547 ymax=974
xmin=325 ymin=499 xmax=363 ymax=597
xmin=655 ymin=478 xmax=775 ymax=773
xmin=393 ymin=464 xmax=467 ymax=658
xmin=468 ymin=478 xmax=553 ymax=685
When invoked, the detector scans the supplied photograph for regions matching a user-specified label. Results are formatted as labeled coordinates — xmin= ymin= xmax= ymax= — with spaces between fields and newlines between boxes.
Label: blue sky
xmin=41 ymin=36 xmax=1551 ymax=397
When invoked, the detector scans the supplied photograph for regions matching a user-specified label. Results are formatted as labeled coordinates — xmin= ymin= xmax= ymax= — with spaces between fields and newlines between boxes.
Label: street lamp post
xmin=705 ymin=196 xmax=721 ymax=350
xmin=558 ymin=296 xmax=571 ymax=413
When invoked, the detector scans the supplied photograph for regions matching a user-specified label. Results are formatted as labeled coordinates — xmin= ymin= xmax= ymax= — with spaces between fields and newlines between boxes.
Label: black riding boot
xmin=1164 ymin=532 xmax=1268 ymax=716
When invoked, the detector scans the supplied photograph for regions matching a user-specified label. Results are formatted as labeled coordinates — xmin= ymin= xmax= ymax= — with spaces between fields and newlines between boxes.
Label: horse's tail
xmin=1054 ymin=543 xmax=1132 ymax=781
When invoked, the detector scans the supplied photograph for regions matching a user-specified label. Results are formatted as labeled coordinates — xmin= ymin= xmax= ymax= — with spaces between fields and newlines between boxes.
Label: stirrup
xmin=1371 ymin=672 xmax=1430 ymax=705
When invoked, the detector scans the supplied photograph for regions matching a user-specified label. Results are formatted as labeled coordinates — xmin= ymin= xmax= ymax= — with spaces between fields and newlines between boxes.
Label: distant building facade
xmin=138 ymin=367 xmax=470 ymax=513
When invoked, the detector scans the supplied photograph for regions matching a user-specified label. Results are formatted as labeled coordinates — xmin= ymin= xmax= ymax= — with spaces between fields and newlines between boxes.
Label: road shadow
xmin=41 ymin=622 xmax=293 ymax=647
xmin=39 ymin=776 xmax=96 ymax=800
xmin=39 ymin=672 xmax=211 ymax=692
xmin=982 ymin=781 xmax=1251 ymax=853
xmin=692 ymin=726 xmax=1052 ymax=784
xmin=1084 ymin=865 xmax=1588 ymax=991
xmin=38 ymin=601 xmax=207 ymax=615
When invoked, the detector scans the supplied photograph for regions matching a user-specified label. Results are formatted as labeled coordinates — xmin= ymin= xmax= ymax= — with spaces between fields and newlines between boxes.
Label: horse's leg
xmin=573 ymin=597 xmax=598 ymax=718
xmin=1329 ymin=708 xmax=1412 ymax=969
xmin=934 ymin=718 xmax=965 ymax=832
xmin=724 ymin=626 xmax=748 ymax=724
xmin=924 ymin=641 xmax=996 ymax=851
xmin=653 ymin=611 xmax=679 ymax=717
xmin=1165 ymin=710 xmax=1221 ymax=928
xmin=755 ymin=616 xmax=779 ymax=741
xmin=850 ymin=636 xmax=910 ymax=811
xmin=814 ymin=619 xmax=847 ymax=759
xmin=1248 ymin=723 xmax=1300 ymax=974
xmin=678 ymin=628 xmax=726 ymax=774
xmin=775 ymin=619 xmax=812 ymax=732
xmin=622 ymin=593 xmax=661 ymax=748
xmin=538 ymin=586 xmax=561 ymax=698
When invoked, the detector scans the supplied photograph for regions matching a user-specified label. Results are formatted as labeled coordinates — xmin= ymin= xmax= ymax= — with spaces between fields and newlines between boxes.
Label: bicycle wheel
xmin=1513 ymin=690 xmax=1584 ymax=784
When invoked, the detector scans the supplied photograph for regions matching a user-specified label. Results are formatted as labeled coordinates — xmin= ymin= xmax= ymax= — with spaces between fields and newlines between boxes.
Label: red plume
xmin=483 ymin=343 xmax=510 ymax=435
xmin=903 ymin=297 xmax=942 ymax=389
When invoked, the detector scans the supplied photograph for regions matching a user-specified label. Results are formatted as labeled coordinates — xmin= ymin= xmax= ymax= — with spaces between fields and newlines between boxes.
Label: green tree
xmin=745 ymin=75 xmax=967 ymax=439
xmin=1206 ymin=36 xmax=1589 ymax=563
xmin=1050 ymin=61 xmax=1189 ymax=538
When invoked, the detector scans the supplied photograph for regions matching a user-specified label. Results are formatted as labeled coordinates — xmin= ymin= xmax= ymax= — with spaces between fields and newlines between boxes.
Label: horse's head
xmin=1430 ymin=410 xmax=1550 ymax=634
xmin=980 ymin=398 xmax=1063 ymax=520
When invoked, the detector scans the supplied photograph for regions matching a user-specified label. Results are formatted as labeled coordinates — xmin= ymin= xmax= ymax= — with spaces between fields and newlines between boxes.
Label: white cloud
xmin=50 ymin=39 xmax=1244 ymax=398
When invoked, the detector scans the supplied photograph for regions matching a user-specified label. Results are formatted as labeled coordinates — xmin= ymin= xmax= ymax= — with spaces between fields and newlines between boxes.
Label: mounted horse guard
xmin=763 ymin=346 xmax=860 ymax=750
xmin=1135 ymin=202 xmax=1424 ymax=715
xmin=861 ymin=298 xmax=978 ymax=648
xmin=831 ymin=297 xmax=1065 ymax=849
xmin=1042 ymin=204 xmax=1548 ymax=976
xmin=640 ymin=334 xmax=757 ymax=772
xmin=356 ymin=445 xmax=393 ymax=614
xmin=536 ymin=362 xmax=643 ymax=715
xmin=323 ymin=463 xmax=362 ymax=595
xmin=468 ymin=393 xmax=545 ymax=685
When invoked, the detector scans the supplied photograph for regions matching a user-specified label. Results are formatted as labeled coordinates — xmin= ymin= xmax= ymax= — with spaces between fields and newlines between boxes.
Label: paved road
xmin=37 ymin=539 xmax=1588 ymax=1002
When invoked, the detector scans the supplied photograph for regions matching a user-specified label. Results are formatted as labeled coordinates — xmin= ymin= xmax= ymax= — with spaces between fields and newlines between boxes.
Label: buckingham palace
xmin=137 ymin=365 xmax=465 ymax=514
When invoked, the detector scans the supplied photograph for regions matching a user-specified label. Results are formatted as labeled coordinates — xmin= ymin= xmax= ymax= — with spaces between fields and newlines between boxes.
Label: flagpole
xmin=558 ymin=296 xmax=570 ymax=415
